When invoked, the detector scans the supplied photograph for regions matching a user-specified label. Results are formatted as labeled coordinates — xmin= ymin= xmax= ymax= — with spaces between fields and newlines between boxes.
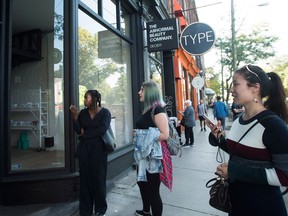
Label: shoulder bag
xmin=151 ymin=106 xmax=182 ymax=157
xmin=102 ymin=125 xmax=116 ymax=154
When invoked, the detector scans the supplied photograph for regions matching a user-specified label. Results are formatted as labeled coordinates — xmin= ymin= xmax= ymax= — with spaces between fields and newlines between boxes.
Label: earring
xmin=254 ymin=98 xmax=258 ymax=103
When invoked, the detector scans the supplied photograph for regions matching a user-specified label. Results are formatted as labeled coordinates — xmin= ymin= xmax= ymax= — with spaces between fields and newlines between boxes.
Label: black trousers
xmin=137 ymin=172 xmax=163 ymax=216
xmin=78 ymin=143 xmax=108 ymax=216
xmin=184 ymin=126 xmax=194 ymax=145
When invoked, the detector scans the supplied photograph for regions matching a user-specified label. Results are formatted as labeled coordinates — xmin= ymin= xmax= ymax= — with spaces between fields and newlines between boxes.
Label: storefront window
xmin=78 ymin=9 xmax=133 ymax=148
xmin=10 ymin=0 xmax=65 ymax=171
xmin=103 ymin=0 xmax=117 ymax=28
xmin=149 ymin=52 xmax=163 ymax=88
xmin=120 ymin=6 xmax=130 ymax=36
xmin=81 ymin=0 xmax=98 ymax=12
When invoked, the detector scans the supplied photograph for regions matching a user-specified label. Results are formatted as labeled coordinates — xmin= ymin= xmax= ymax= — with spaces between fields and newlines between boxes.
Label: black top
xmin=136 ymin=106 xmax=165 ymax=129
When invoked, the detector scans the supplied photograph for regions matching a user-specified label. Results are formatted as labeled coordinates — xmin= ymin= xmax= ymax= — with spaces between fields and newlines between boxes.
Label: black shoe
xmin=135 ymin=210 xmax=152 ymax=216
xmin=201 ymin=128 xmax=203 ymax=131
xmin=204 ymin=128 xmax=206 ymax=131
xmin=96 ymin=213 xmax=105 ymax=216
xmin=183 ymin=143 xmax=189 ymax=147
xmin=189 ymin=143 xmax=194 ymax=146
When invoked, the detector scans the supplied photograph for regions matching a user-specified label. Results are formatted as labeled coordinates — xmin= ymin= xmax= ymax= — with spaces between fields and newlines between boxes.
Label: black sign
xmin=147 ymin=18 xmax=179 ymax=52
xmin=180 ymin=22 xmax=215 ymax=55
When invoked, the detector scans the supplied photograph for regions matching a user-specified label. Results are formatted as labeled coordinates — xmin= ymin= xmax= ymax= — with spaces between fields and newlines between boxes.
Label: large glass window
xmin=103 ymin=0 xmax=117 ymax=28
xmin=10 ymin=0 xmax=65 ymax=171
xmin=78 ymin=9 xmax=133 ymax=148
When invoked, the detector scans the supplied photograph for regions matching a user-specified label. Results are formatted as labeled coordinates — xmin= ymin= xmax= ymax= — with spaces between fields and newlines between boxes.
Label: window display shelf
xmin=11 ymin=87 xmax=48 ymax=150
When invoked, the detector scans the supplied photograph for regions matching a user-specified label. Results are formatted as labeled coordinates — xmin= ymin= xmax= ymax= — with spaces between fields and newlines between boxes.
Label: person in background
xmin=70 ymin=90 xmax=111 ymax=216
xmin=231 ymin=97 xmax=245 ymax=121
xmin=207 ymin=65 xmax=288 ymax=215
xmin=180 ymin=100 xmax=196 ymax=147
xmin=134 ymin=80 xmax=170 ymax=216
xmin=197 ymin=99 xmax=208 ymax=131
xmin=213 ymin=95 xmax=229 ymax=130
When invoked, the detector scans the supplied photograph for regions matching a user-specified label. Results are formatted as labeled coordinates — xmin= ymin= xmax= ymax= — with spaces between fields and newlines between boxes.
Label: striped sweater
xmin=210 ymin=110 xmax=288 ymax=186
xmin=209 ymin=110 xmax=288 ymax=215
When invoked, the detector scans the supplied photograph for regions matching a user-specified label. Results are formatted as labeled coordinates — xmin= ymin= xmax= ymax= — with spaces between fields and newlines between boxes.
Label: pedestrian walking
xmin=213 ymin=96 xmax=229 ymax=130
xmin=198 ymin=99 xmax=208 ymax=131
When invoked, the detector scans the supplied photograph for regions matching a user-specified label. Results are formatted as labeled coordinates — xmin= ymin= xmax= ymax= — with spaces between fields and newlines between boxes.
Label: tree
xmin=204 ymin=67 xmax=221 ymax=95
xmin=266 ymin=56 xmax=288 ymax=96
xmin=78 ymin=27 xmax=118 ymax=90
xmin=215 ymin=27 xmax=278 ymax=102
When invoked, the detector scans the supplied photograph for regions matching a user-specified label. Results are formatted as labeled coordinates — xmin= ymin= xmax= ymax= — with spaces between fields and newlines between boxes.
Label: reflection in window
xmin=80 ymin=0 xmax=98 ymax=12
xmin=120 ymin=5 xmax=130 ymax=36
xmin=10 ymin=0 xmax=65 ymax=171
xmin=149 ymin=52 xmax=163 ymax=88
xmin=78 ymin=9 xmax=133 ymax=148
xmin=103 ymin=0 xmax=116 ymax=28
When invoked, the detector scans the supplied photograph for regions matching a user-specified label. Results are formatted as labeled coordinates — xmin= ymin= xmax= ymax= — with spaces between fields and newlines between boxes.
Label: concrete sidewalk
xmin=1 ymin=112 xmax=288 ymax=215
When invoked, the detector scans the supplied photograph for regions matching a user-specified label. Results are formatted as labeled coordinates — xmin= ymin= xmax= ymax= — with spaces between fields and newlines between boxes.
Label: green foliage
xmin=204 ymin=67 xmax=221 ymax=95
xmin=54 ymin=12 xmax=64 ymax=41
xmin=78 ymin=27 xmax=129 ymax=106
xmin=214 ymin=27 xmax=278 ymax=101
xmin=266 ymin=56 xmax=288 ymax=97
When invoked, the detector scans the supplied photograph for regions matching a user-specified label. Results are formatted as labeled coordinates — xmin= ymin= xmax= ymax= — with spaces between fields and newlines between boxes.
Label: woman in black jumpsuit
xmin=70 ymin=90 xmax=111 ymax=216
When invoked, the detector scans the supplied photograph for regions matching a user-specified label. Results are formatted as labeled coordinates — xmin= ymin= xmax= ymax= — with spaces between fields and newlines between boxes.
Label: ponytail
xmin=264 ymin=72 xmax=288 ymax=123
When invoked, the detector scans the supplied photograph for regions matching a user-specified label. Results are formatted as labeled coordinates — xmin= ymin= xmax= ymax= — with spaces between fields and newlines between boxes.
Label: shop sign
xmin=98 ymin=30 xmax=126 ymax=63
xmin=192 ymin=76 xmax=204 ymax=89
xmin=180 ymin=22 xmax=215 ymax=55
xmin=147 ymin=18 xmax=179 ymax=52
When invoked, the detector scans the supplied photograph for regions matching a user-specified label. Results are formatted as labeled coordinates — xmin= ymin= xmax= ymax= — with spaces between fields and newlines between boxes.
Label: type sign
xmin=180 ymin=22 xmax=215 ymax=55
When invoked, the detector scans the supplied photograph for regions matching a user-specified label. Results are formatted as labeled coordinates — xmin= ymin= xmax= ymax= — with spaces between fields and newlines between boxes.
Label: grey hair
xmin=185 ymin=100 xmax=192 ymax=106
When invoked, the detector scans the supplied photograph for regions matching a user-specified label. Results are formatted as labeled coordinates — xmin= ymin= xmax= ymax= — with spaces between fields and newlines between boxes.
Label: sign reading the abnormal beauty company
xmin=147 ymin=18 xmax=179 ymax=52
xmin=180 ymin=22 xmax=215 ymax=55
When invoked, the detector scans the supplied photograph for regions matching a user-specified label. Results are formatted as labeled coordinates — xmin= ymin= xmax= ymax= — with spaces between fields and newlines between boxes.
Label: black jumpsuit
xmin=73 ymin=107 xmax=111 ymax=216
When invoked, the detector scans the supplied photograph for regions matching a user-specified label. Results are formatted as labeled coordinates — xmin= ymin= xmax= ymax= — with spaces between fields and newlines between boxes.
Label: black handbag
xmin=102 ymin=126 xmax=116 ymax=154
xmin=206 ymin=175 xmax=231 ymax=213
xmin=180 ymin=117 xmax=186 ymax=126
xmin=206 ymin=115 xmax=276 ymax=213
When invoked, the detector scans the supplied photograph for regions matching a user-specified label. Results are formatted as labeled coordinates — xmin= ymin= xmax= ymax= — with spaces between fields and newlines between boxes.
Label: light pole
xmin=231 ymin=0 xmax=236 ymax=74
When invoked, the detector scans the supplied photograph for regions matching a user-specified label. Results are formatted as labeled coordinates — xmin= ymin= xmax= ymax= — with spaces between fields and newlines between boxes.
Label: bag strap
xmin=216 ymin=114 xmax=275 ymax=163
xmin=151 ymin=106 xmax=156 ymax=124
xmin=237 ymin=115 xmax=275 ymax=143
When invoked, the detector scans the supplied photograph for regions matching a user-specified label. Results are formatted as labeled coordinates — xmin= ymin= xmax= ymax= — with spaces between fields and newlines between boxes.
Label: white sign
xmin=192 ymin=77 xmax=205 ymax=89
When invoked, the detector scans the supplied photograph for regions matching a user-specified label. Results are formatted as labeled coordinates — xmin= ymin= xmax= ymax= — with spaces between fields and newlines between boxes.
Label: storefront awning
xmin=205 ymin=88 xmax=215 ymax=95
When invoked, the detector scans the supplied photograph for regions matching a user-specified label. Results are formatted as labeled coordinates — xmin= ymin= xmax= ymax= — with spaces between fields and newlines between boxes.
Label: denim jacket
xmin=133 ymin=127 xmax=163 ymax=181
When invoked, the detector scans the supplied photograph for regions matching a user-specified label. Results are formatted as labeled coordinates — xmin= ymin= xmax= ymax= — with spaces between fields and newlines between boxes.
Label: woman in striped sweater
xmin=208 ymin=65 xmax=288 ymax=216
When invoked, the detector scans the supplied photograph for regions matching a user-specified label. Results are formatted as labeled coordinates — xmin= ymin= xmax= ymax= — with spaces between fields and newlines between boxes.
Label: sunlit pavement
xmin=1 ymin=109 xmax=288 ymax=215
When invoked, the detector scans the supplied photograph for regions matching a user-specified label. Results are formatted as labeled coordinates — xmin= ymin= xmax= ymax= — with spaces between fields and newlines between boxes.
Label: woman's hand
xmin=206 ymin=120 xmax=224 ymax=139
xmin=216 ymin=162 xmax=229 ymax=179
xmin=69 ymin=105 xmax=79 ymax=120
